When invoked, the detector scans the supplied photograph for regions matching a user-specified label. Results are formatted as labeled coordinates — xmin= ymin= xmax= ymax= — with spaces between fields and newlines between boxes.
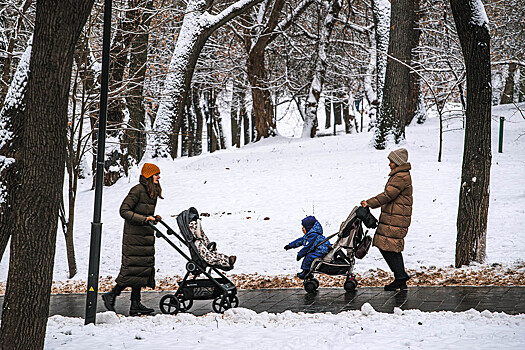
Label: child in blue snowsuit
xmin=284 ymin=216 xmax=331 ymax=279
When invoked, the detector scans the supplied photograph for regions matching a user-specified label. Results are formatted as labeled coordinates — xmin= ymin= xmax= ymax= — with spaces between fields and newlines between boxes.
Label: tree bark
xmin=242 ymin=0 xmax=314 ymax=140
xmin=151 ymin=0 xmax=263 ymax=158
xmin=371 ymin=0 xmax=390 ymax=112
xmin=373 ymin=0 xmax=420 ymax=149
xmin=243 ymin=0 xmax=286 ymax=141
xmin=191 ymin=86 xmax=204 ymax=155
xmin=451 ymin=0 xmax=492 ymax=267
xmin=0 ymin=1 xmax=94 ymax=348
xmin=124 ymin=0 xmax=154 ymax=164
xmin=324 ymin=94 xmax=332 ymax=129
xmin=0 ymin=0 xmax=33 ymax=111
xmin=500 ymin=62 xmax=517 ymax=104
xmin=0 ymin=40 xmax=31 ymax=263
xmin=518 ymin=67 xmax=525 ymax=102
xmin=231 ymin=80 xmax=245 ymax=147
xmin=301 ymin=0 xmax=343 ymax=138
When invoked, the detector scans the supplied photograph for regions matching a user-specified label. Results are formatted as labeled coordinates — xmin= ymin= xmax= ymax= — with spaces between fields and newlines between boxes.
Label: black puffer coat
xmin=115 ymin=175 xmax=158 ymax=288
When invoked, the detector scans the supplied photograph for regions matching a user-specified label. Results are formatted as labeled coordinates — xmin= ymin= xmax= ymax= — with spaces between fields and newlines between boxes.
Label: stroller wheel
xmin=229 ymin=295 xmax=239 ymax=308
xmin=159 ymin=294 xmax=180 ymax=315
xmin=178 ymin=297 xmax=193 ymax=312
xmin=212 ymin=295 xmax=231 ymax=313
xmin=303 ymin=279 xmax=319 ymax=294
xmin=344 ymin=278 xmax=358 ymax=292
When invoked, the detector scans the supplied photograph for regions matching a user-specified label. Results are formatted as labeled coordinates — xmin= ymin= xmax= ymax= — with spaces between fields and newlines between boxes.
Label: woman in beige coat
xmin=361 ymin=148 xmax=413 ymax=291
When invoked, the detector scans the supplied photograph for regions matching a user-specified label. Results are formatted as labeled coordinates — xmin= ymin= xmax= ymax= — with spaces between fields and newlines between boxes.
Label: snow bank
xmin=44 ymin=305 xmax=525 ymax=349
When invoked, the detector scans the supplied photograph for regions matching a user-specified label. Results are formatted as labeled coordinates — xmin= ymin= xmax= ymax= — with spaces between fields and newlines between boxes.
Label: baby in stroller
xmin=188 ymin=218 xmax=236 ymax=269
xmin=284 ymin=216 xmax=331 ymax=279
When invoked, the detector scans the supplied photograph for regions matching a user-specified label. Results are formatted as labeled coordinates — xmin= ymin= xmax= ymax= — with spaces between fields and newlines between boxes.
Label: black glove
xmin=296 ymin=255 xmax=302 ymax=261
xmin=284 ymin=244 xmax=291 ymax=250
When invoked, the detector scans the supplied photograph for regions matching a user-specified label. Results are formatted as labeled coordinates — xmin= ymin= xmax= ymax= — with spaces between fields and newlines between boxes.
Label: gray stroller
xmin=302 ymin=206 xmax=377 ymax=293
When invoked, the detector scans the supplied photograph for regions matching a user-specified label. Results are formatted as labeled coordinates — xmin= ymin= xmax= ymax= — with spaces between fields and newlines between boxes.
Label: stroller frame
xmin=302 ymin=206 xmax=371 ymax=293
xmin=148 ymin=208 xmax=238 ymax=314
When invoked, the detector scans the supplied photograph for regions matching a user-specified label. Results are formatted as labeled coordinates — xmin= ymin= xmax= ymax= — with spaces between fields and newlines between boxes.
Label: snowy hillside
xmin=1 ymin=103 xmax=524 ymax=283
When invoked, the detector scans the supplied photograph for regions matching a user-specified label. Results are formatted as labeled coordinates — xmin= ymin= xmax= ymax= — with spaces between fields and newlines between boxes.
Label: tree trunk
xmin=371 ymin=0 xmax=390 ymax=112
xmin=247 ymin=47 xmax=276 ymax=141
xmin=373 ymin=0 xmax=419 ymax=149
xmin=302 ymin=0 xmax=343 ymax=138
xmin=0 ymin=40 xmax=31 ymax=262
xmin=333 ymin=98 xmax=342 ymax=125
xmin=242 ymin=0 xmax=288 ymax=141
xmin=0 ymin=0 xmax=33 ymax=111
xmin=343 ymin=93 xmax=352 ymax=134
xmin=450 ymin=0 xmax=492 ymax=267
xmin=150 ymin=0 xmax=263 ymax=158
xmin=231 ymin=80 xmax=245 ymax=147
xmin=105 ymin=1 xmax=142 ymax=185
xmin=500 ymin=62 xmax=517 ymax=104
xmin=324 ymin=94 xmax=332 ymax=129
xmin=181 ymin=102 xmax=189 ymax=157
xmin=65 ymin=184 xmax=77 ymax=278
xmin=518 ymin=67 xmax=525 ymax=102
xmin=125 ymin=0 xmax=154 ymax=164
xmin=192 ymin=86 xmax=204 ymax=155
xmin=211 ymin=88 xmax=226 ymax=150
xmin=244 ymin=106 xmax=251 ymax=145
xmin=0 ymin=0 xmax=94 ymax=348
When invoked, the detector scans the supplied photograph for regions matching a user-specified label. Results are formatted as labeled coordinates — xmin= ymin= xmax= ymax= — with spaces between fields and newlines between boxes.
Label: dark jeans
xmin=379 ymin=249 xmax=409 ymax=280
xmin=112 ymin=284 xmax=142 ymax=301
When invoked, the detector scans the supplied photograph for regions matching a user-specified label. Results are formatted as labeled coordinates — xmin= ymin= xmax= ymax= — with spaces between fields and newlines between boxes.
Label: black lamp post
xmin=85 ymin=0 xmax=112 ymax=325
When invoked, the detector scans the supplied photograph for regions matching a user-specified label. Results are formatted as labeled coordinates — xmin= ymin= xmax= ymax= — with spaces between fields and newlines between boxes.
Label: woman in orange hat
xmin=102 ymin=163 xmax=163 ymax=316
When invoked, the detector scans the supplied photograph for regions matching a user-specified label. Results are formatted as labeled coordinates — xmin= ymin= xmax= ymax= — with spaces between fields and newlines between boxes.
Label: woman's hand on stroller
xmin=145 ymin=216 xmax=157 ymax=224
xmin=155 ymin=215 xmax=162 ymax=223
xmin=360 ymin=200 xmax=368 ymax=207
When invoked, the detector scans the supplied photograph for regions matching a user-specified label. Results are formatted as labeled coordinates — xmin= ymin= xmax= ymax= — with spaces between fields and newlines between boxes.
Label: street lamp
xmin=85 ymin=0 xmax=112 ymax=325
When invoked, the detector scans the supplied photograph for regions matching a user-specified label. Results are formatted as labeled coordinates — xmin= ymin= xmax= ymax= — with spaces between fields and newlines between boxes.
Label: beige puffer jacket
xmin=366 ymin=163 xmax=413 ymax=252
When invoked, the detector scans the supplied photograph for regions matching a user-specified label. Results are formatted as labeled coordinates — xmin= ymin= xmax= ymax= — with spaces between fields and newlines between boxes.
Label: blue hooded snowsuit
xmin=288 ymin=220 xmax=331 ymax=271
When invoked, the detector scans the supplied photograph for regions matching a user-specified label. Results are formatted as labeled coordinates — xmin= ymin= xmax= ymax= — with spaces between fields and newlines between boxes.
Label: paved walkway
xmin=2 ymin=286 xmax=524 ymax=317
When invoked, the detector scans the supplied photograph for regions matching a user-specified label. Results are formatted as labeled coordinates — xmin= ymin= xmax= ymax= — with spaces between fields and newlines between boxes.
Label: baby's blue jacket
xmin=288 ymin=221 xmax=332 ymax=260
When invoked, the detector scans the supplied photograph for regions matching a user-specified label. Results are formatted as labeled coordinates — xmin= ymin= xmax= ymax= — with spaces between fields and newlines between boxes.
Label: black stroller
xmin=302 ymin=206 xmax=377 ymax=293
xmin=148 ymin=207 xmax=238 ymax=314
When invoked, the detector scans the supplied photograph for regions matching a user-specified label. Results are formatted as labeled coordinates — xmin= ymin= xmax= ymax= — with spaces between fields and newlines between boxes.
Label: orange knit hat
xmin=141 ymin=163 xmax=160 ymax=179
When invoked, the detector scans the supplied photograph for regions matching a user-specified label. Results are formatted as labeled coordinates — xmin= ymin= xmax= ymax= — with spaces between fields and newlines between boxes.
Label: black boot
xmin=102 ymin=291 xmax=117 ymax=312
xmin=130 ymin=300 xmax=154 ymax=316
xmin=384 ymin=276 xmax=410 ymax=291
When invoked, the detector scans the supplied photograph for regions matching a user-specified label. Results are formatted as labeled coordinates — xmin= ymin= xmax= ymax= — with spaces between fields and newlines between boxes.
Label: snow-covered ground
xmin=1 ymin=104 xmax=524 ymax=281
xmin=46 ymin=305 xmax=525 ymax=349
xmin=2 ymin=103 xmax=525 ymax=349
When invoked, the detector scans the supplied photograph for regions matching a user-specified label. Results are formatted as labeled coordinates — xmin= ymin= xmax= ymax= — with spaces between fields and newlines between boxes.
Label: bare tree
xmin=150 ymin=0 xmax=264 ymax=159
xmin=0 ymin=38 xmax=31 ymax=262
xmin=0 ymin=0 xmax=94 ymax=348
xmin=451 ymin=0 xmax=492 ymax=267
xmin=373 ymin=0 xmax=420 ymax=149
xmin=370 ymin=0 xmax=390 ymax=112
xmin=302 ymin=0 xmax=343 ymax=137
xmin=0 ymin=0 xmax=34 ymax=110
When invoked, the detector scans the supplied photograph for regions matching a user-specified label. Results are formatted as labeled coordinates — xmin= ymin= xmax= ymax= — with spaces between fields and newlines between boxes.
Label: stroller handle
xmin=157 ymin=219 xmax=177 ymax=235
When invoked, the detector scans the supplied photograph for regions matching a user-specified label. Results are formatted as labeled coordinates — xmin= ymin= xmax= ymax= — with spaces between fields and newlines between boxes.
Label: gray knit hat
xmin=388 ymin=148 xmax=408 ymax=166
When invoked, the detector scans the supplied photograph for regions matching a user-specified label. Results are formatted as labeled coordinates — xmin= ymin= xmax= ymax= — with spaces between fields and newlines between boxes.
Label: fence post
xmin=498 ymin=116 xmax=504 ymax=153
